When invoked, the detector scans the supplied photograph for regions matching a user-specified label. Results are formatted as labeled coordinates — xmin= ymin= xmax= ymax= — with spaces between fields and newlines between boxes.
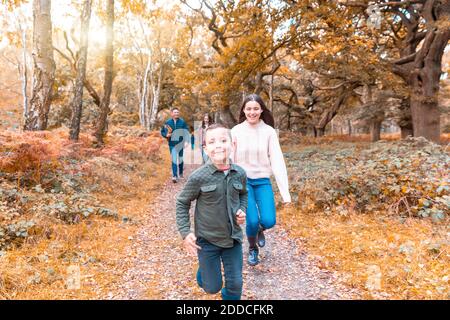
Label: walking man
xmin=161 ymin=107 xmax=190 ymax=183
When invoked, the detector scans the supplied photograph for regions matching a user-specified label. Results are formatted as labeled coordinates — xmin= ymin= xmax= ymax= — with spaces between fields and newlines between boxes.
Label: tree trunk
xmin=69 ymin=0 xmax=92 ymax=141
xmin=410 ymin=97 xmax=441 ymax=142
xmin=24 ymin=0 xmax=55 ymax=131
xmin=287 ymin=110 xmax=291 ymax=130
xmin=400 ymin=124 xmax=414 ymax=139
xmin=397 ymin=97 xmax=413 ymax=139
xmin=391 ymin=3 xmax=450 ymax=143
xmin=18 ymin=20 xmax=28 ymax=123
xmin=408 ymin=26 xmax=447 ymax=143
xmin=214 ymin=111 xmax=220 ymax=124
xmin=254 ymin=72 xmax=264 ymax=95
xmin=348 ymin=119 xmax=352 ymax=136
xmin=315 ymin=86 xmax=352 ymax=136
xmin=140 ymin=57 xmax=151 ymax=129
xmin=316 ymin=127 xmax=325 ymax=137
xmin=94 ymin=0 xmax=114 ymax=146
xmin=370 ymin=119 xmax=382 ymax=142
xmin=149 ymin=64 xmax=163 ymax=130
xmin=269 ymin=73 xmax=273 ymax=112
xmin=217 ymin=106 xmax=237 ymax=127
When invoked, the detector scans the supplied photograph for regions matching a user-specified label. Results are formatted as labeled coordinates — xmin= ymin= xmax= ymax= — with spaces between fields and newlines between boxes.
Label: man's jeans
xmin=196 ymin=237 xmax=243 ymax=300
xmin=169 ymin=145 xmax=184 ymax=177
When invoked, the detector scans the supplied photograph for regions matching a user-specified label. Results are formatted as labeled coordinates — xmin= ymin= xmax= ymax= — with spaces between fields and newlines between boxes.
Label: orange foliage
xmin=99 ymin=136 xmax=162 ymax=161
xmin=0 ymin=131 xmax=63 ymax=183
xmin=0 ymin=127 xmax=164 ymax=185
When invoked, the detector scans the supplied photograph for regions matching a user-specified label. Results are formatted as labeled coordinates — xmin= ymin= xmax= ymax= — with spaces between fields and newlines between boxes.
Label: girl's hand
xmin=236 ymin=209 xmax=246 ymax=225
xmin=183 ymin=233 xmax=201 ymax=256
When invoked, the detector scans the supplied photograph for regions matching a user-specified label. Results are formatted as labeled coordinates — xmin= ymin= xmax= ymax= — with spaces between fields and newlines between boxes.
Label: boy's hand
xmin=236 ymin=209 xmax=246 ymax=225
xmin=183 ymin=233 xmax=201 ymax=256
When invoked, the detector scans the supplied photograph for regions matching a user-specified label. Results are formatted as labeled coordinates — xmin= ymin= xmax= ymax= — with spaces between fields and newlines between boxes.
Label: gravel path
xmin=111 ymin=162 xmax=360 ymax=300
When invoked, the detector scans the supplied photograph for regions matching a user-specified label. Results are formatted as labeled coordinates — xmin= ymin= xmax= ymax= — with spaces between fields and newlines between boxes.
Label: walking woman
xmin=231 ymin=94 xmax=291 ymax=266
xmin=198 ymin=113 xmax=212 ymax=164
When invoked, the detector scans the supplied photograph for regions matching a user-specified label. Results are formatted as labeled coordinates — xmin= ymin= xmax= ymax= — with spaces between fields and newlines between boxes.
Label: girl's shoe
xmin=248 ymin=247 xmax=259 ymax=266
xmin=257 ymin=227 xmax=265 ymax=247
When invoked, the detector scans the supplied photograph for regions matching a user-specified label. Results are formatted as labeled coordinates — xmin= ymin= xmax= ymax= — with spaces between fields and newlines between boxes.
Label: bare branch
xmin=344 ymin=1 xmax=425 ymax=8
xmin=393 ymin=52 xmax=417 ymax=64
xmin=63 ymin=31 xmax=77 ymax=63
xmin=53 ymin=46 xmax=101 ymax=107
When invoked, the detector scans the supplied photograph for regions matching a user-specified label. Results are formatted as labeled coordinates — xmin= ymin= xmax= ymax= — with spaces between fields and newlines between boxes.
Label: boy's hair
xmin=204 ymin=123 xmax=231 ymax=139
xmin=171 ymin=107 xmax=180 ymax=112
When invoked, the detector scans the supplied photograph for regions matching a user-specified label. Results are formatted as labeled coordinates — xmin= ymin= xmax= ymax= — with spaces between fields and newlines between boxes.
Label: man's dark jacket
xmin=160 ymin=118 xmax=189 ymax=147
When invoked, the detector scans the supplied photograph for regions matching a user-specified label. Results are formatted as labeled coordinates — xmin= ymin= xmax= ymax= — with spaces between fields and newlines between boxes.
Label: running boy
xmin=176 ymin=123 xmax=248 ymax=300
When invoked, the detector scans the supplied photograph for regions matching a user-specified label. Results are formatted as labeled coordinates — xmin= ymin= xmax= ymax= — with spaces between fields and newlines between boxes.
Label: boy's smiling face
xmin=204 ymin=127 xmax=232 ymax=164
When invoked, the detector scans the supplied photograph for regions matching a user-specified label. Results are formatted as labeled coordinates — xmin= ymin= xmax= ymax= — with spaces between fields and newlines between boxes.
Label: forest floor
xmin=0 ymin=129 xmax=448 ymax=300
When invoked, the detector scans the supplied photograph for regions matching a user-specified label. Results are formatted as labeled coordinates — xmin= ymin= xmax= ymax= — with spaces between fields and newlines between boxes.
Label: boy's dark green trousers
xmin=196 ymin=237 xmax=243 ymax=300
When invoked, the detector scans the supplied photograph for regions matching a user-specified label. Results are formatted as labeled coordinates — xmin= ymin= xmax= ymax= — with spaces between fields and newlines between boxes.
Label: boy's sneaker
xmin=257 ymin=227 xmax=265 ymax=247
xmin=248 ymin=247 xmax=259 ymax=266
xmin=172 ymin=177 xmax=178 ymax=183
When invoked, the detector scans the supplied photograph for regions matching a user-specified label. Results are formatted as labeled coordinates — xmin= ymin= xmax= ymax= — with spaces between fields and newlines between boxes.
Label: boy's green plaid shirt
xmin=176 ymin=160 xmax=248 ymax=248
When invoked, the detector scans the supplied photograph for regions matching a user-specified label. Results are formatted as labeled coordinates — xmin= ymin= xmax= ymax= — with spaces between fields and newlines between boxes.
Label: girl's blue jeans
xmin=196 ymin=237 xmax=243 ymax=300
xmin=246 ymin=177 xmax=276 ymax=237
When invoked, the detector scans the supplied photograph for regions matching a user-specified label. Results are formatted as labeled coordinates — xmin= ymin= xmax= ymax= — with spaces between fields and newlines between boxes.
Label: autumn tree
xmin=343 ymin=0 xmax=450 ymax=143
xmin=69 ymin=0 xmax=92 ymax=141
xmin=94 ymin=0 xmax=114 ymax=146
xmin=179 ymin=0 xmax=297 ymax=127
xmin=119 ymin=7 xmax=178 ymax=130
xmin=0 ymin=3 xmax=32 ymax=125
xmin=268 ymin=1 xmax=414 ymax=139
xmin=24 ymin=0 xmax=56 ymax=131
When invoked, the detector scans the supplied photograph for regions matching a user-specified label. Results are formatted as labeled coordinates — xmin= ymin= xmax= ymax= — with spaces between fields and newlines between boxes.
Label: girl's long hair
xmin=238 ymin=94 xmax=275 ymax=128
xmin=202 ymin=113 xmax=213 ymax=129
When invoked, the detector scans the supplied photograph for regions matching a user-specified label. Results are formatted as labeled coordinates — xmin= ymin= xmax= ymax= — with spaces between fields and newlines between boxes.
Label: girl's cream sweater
xmin=231 ymin=120 xmax=291 ymax=203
